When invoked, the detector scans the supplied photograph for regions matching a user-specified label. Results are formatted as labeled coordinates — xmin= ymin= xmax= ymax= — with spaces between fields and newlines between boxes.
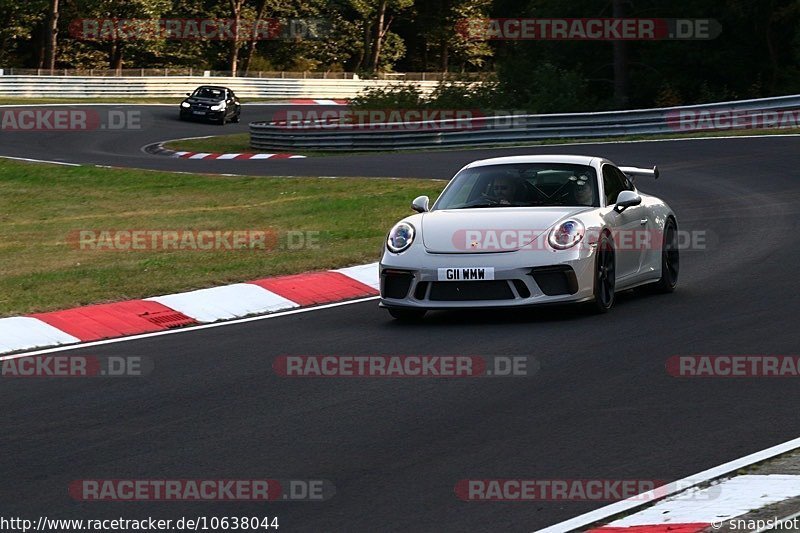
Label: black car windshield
xmin=433 ymin=163 xmax=600 ymax=209
xmin=192 ymin=87 xmax=225 ymax=100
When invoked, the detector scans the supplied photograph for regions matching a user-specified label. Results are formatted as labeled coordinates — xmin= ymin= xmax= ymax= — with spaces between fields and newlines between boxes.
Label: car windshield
xmin=192 ymin=87 xmax=225 ymax=100
xmin=433 ymin=163 xmax=600 ymax=210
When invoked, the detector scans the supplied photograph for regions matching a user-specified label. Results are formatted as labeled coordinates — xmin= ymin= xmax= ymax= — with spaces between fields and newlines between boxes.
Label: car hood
xmin=421 ymin=206 xmax=592 ymax=253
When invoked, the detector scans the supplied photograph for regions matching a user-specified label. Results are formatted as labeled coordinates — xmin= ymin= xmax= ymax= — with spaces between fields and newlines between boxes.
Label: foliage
xmin=350 ymin=78 xmax=501 ymax=110
xmin=5 ymin=0 xmax=800 ymax=110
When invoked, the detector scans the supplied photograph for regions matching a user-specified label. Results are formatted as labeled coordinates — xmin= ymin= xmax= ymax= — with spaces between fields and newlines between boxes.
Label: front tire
xmin=388 ymin=308 xmax=426 ymax=322
xmin=652 ymin=218 xmax=679 ymax=293
xmin=589 ymin=233 xmax=616 ymax=313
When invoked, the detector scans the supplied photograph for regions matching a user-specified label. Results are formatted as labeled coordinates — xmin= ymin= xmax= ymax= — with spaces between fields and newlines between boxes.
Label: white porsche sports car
xmin=379 ymin=155 xmax=679 ymax=320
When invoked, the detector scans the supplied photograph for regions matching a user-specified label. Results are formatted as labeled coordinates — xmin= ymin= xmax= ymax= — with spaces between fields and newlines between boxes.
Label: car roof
xmin=464 ymin=155 xmax=601 ymax=169
xmin=194 ymin=86 xmax=230 ymax=91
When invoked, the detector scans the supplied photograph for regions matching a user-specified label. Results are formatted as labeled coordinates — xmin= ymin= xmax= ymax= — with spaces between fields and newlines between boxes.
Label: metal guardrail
xmin=0 ymin=75 xmax=441 ymax=99
xmin=0 ymin=68 xmax=480 ymax=81
xmin=250 ymin=94 xmax=800 ymax=152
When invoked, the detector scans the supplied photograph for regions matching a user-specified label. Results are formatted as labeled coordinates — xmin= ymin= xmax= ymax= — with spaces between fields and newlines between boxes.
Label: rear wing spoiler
xmin=620 ymin=166 xmax=659 ymax=180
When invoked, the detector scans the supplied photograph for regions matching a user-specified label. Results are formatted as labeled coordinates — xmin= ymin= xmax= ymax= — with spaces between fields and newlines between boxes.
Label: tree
xmin=228 ymin=0 xmax=246 ymax=75
xmin=240 ymin=0 xmax=270 ymax=75
xmin=60 ymin=0 xmax=171 ymax=69
xmin=350 ymin=0 xmax=413 ymax=72
xmin=45 ymin=0 xmax=59 ymax=70
xmin=0 ymin=0 xmax=47 ymax=67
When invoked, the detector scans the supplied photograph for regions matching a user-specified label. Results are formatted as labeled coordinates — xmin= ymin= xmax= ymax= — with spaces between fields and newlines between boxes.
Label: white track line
xmin=536 ymin=436 xmax=800 ymax=533
xmin=0 ymin=103 xmax=173 ymax=107
xmin=143 ymin=131 xmax=800 ymax=161
xmin=0 ymin=103 xmax=300 ymax=108
xmin=0 ymin=155 xmax=80 ymax=166
xmin=606 ymin=475 xmax=800 ymax=527
xmin=0 ymin=296 xmax=379 ymax=361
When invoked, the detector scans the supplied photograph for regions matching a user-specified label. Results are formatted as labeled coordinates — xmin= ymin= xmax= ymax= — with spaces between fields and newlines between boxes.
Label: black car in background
xmin=179 ymin=86 xmax=241 ymax=125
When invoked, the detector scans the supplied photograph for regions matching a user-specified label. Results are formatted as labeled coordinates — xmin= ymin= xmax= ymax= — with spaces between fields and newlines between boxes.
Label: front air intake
xmin=530 ymin=266 xmax=579 ymax=296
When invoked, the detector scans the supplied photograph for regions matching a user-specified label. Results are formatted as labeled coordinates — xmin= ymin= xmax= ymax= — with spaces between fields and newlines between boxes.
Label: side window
xmin=602 ymin=165 xmax=626 ymax=205
xmin=615 ymin=167 xmax=635 ymax=192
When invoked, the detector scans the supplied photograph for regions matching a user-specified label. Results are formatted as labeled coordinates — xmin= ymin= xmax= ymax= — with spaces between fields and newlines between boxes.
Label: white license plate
xmin=192 ymin=110 xmax=206 ymax=114
xmin=437 ymin=267 xmax=495 ymax=281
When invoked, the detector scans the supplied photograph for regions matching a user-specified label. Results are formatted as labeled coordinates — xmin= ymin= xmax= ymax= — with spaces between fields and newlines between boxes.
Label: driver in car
xmin=491 ymin=176 xmax=520 ymax=205
xmin=573 ymin=180 xmax=593 ymax=206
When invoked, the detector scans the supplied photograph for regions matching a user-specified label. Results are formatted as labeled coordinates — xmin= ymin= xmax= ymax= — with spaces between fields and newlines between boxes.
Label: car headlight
xmin=387 ymin=222 xmax=415 ymax=253
xmin=210 ymin=103 xmax=225 ymax=111
xmin=181 ymin=102 xmax=190 ymax=108
xmin=548 ymin=219 xmax=585 ymax=250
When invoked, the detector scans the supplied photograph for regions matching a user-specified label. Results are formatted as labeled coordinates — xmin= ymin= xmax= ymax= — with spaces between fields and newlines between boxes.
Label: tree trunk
xmin=440 ymin=0 xmax=449 ymax=72
xmin=764 ymin=2 xmax=779 ymax=95
xmin=35 ymin=27 xmax=45 ymax=69
xmin=45 ymin=0 xmax=59 ymax=71
xmin=229 ymin=0 xmax=245 ymax=76
xmin=109 ymin=42 xmax=123 ymax=70
xmin=229 ymin=24 xmax=240 ymax=76
xmin=354 ymin=22 xmax=372 ymax=72
xmin=369 ymin=0 xmax=388 ymax=72
xmin=612 ymin=0 xmax=629 ymax=108
xmin=241 ymin=0 xmax=269 ymax=76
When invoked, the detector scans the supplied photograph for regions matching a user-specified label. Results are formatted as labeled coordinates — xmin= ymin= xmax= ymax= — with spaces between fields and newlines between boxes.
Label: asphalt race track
xmin=1 ymin=104 xmax=800 ymax=531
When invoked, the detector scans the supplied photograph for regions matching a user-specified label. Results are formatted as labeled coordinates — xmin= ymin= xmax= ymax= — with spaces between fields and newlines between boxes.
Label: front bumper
xmin=379 ymin=248 xmax=596 ymax=310
xmin=180 ymin=107 xmax=225 ymax=120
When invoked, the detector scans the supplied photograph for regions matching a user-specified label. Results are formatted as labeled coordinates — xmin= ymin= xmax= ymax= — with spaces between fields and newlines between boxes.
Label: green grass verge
xmin=0 ymin=159 xmax=444 ymax=317
xmin=162 ymin=126 xmax=800 ymax=156
xmin=0 ymin=97 xmax=282 ymax=105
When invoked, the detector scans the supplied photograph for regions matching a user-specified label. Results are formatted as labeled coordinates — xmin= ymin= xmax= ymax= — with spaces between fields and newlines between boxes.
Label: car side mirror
xmin=615 ymin=190 xmax=642 ymax=212
xmin=411 ymin=195 xmax=430 ymax=213
xmin=186 ymin=93 xmax=191 ymax=97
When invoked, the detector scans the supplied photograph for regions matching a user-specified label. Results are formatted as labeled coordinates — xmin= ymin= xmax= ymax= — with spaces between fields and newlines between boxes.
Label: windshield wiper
xmin=454 ymin=202 xmax=536 ymax=209
xmin=452 ymin=203 xmax=503 ymax=209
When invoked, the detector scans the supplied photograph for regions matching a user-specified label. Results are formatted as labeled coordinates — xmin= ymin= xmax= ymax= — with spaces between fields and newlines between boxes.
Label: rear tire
xmin=388 ymin=308 xmax=426 ymax=322
xmin=589 ymin=233 xmax=616 ymax=313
